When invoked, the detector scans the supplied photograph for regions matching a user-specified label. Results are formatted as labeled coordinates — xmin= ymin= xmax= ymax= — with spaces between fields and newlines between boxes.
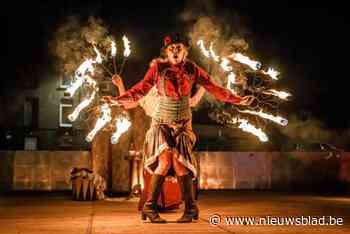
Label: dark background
xmin=2 ymin=0 xmax=349 ymax=129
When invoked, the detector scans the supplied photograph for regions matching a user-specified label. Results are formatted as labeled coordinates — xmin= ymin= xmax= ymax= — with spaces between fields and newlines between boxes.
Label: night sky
xmin=3 ymin=0 xmax=350 ymax=129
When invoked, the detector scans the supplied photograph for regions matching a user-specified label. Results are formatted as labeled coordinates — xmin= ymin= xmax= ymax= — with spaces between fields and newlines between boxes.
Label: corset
xmin=153 ymin=96 xmax=191 ymax=123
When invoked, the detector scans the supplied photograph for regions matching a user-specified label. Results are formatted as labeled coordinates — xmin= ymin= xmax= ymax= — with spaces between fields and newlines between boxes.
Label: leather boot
xmin=141 ymin=174 xmax=167 ymax=223
xmin=176 ymin=174 xmax=199 ymax=223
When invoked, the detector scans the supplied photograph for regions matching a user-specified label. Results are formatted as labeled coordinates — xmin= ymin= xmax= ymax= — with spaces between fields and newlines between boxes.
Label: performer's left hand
xmin=239 ymin=95 xmax=255 ymax=106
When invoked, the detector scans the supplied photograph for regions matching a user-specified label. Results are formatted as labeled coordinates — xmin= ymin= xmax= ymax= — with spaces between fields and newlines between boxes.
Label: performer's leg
xmin=173 ymin=153 xmax=199 ymax=223
xmin=172 ymin=153 xmax=189 ymax=176
xmin=142 ymin=150 xmax=171 ymax=223
xmin=155 ymin=150 xmax=172 ymax=175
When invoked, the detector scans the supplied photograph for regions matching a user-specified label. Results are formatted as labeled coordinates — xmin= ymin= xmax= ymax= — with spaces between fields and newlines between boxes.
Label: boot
xmin=176 ymin=174 xmax=199 ymax=223
xmin=141 ymin=174 xmax=167 ymax=223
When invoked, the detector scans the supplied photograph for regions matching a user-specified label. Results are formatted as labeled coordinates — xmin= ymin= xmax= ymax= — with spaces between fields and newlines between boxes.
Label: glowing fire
xmin=262 ymin=68 xmax=280 ymax=80
xmin=66 ymin=76 xmax=84 ymax=97
xmin=230 ymin=53 xmax=261 ymax=70
xmin=67 ymin=45 xmax=103 ymax=97
xmin=111 ymin=116 xmax=131 ymax=144
xmin=122 ymin=35 xmax=131 ymax=57
xmin=230 ymin=117 xmax=268 ymax=142
xmin=85 ymin=104 xmax=112 ymax=142
xmin=227 ymin=72 xmax=236 ymax=85
xmin=67 ymin=59 xmax=94 ymax=97
xmin=68 ymin=90 xmax=96 ymax=122
xmin=263 ymin=89 xmax=291 ymax=100
xmin=226 ymin=72 xmax=237 ymax=94
xmin=111 ymin=40 xmax=117 ymax=57
xmin=93 ymin=46 xmax=103 ymax=64
xmin=220 ymin=57 xmax=233 ymax=72
xmin=68 ymin=75 xmax=98 ymax=122
xmin=209 ymin=42 xmax=220 ymax=62
xmin=238 ymin=109 xmax=288 ymax=126
xmin=197 ymin=40 xmax=210 ymax=58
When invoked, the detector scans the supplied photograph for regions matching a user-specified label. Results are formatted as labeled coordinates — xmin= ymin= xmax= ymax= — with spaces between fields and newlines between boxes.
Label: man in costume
xmin=104 ymin=33 xmax=254 ymax=223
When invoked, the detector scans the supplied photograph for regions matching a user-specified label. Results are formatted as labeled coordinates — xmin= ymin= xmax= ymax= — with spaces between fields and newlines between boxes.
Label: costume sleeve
xmin=195 ymin=65 xmax=242 ymax=104
xmin=115 ymin=64 xmax=157 ymax=106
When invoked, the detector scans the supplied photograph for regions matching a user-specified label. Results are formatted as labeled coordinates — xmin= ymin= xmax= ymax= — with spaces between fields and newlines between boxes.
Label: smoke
xmin=277 ymin=114 xmax=350 ymax=150
xmin=279 ymin=114 xmax=332 ymax=143
xmin=178 ymin=1 xmax=350 ymax=151
xmin=49 ymin=16 xmax=111 ymax=76
xmin=179 ymin=0 xmax=252 ymax=107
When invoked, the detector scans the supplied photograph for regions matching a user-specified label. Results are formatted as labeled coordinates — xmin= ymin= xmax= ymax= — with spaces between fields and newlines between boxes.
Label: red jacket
xmin=116 ymin=59 xmax=242 ymax=106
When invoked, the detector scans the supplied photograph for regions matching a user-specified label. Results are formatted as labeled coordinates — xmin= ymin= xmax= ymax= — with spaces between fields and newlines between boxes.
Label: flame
xmin=227 ymin=72 xmax=236 ymax=84
xmin=111 ymin=40 xmax=117 ymax=57
xmin=220 ymin=57 xmax=233 ymax=72
xmin=238 ymin=109 xmax=288 ymax=126
xmin=209 ymin=42 xmax=220 ymax=62
xmin=66 ymin=76 xmax=84 ymax=97
xmin=263 ymin=89 xmax=291 ymax=100
xmin=197 ymin=40 xmax=210 ymax=58
xmin=85 ymin=104 xmax=112 ymax=142
xmin=230 ymin=117 xmax=268 ymax=142
xmin=230 ymin=53 xmax=261 ymax=70
xmin=68 ymin=59 xmax=94 ymax=98
xmin=93 ymin=46 xmax=103 ymax=64
xmin=85 ymin=75 xmax=98 ymax=88
xmin=66 ymin=46 xmax=102 ymax=97
xmin=122 ymin=35 xmax=131 ymax=57
xmin=111 ymin=116 xmax=131 ymax=144
xmin=68 ymin=90 xmax=96 ymax=122
xmin=226 ymin=72 xmax=237 ymax=95
xmin=262 ymin=68 xmax=280 ymax=80
xmin=75 ymin=59 xmax=94 ymax=78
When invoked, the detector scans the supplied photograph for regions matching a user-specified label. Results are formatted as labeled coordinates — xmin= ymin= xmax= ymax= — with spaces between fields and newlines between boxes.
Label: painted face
xmin=165 ymin=43 xmax=188 ymax=65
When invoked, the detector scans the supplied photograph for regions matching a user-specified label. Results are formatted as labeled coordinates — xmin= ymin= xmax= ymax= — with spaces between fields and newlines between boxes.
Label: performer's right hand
xmin=111 ymin=74 xmax=123 ymax=88
xmin=102 ymin=96 xmax=120 ymax=106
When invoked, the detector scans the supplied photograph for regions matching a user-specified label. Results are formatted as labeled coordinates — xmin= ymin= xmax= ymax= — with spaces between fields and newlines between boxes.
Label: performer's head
xmin=161 ymin=33 xmax=189 ymax=65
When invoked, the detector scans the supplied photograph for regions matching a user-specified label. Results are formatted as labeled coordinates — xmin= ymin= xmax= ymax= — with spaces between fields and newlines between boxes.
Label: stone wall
xmin=0 ymin=151 xmax=91 ymax=191
xmin=1 ymin=151 xmax=350 ymax=192
xmin=197 ymin=151 xmax=350 ymax=191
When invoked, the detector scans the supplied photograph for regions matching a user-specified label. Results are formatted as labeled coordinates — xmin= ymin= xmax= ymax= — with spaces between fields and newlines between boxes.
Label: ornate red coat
xmin=116 ymin=59 xmax=242 ymax=105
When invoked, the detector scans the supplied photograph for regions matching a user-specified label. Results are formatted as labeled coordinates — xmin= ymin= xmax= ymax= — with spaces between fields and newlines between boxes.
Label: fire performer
xmin=104 ymin=33 xmax=254 ymax=223
xmin=111 ymin=69 xmax=205 ymax=211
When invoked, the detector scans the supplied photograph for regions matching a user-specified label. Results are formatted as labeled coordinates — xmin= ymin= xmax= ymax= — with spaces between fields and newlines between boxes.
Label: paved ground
xmin=0 ymin=191 xmax=350 ymax=234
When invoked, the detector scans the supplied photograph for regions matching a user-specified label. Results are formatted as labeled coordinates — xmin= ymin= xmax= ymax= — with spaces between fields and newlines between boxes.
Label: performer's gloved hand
xmin=239 ymin=95 xmax=255 ymax=106
xmin=111 ymin=74 xmax=123 ymax=88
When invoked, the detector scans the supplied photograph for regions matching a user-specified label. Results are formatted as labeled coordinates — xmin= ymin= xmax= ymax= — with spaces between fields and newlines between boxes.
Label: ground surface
xmin=0 ymin=191 xmax=349 ymax=234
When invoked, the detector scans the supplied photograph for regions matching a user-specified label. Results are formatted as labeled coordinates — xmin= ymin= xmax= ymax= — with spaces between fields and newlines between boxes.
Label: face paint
xmin=166 ymin=43 xmax=188 ymax=65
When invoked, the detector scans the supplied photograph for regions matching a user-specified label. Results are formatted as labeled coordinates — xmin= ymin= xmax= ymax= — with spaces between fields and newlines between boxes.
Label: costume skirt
xmin=143 ymin=118 xmax=198 ymax=178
